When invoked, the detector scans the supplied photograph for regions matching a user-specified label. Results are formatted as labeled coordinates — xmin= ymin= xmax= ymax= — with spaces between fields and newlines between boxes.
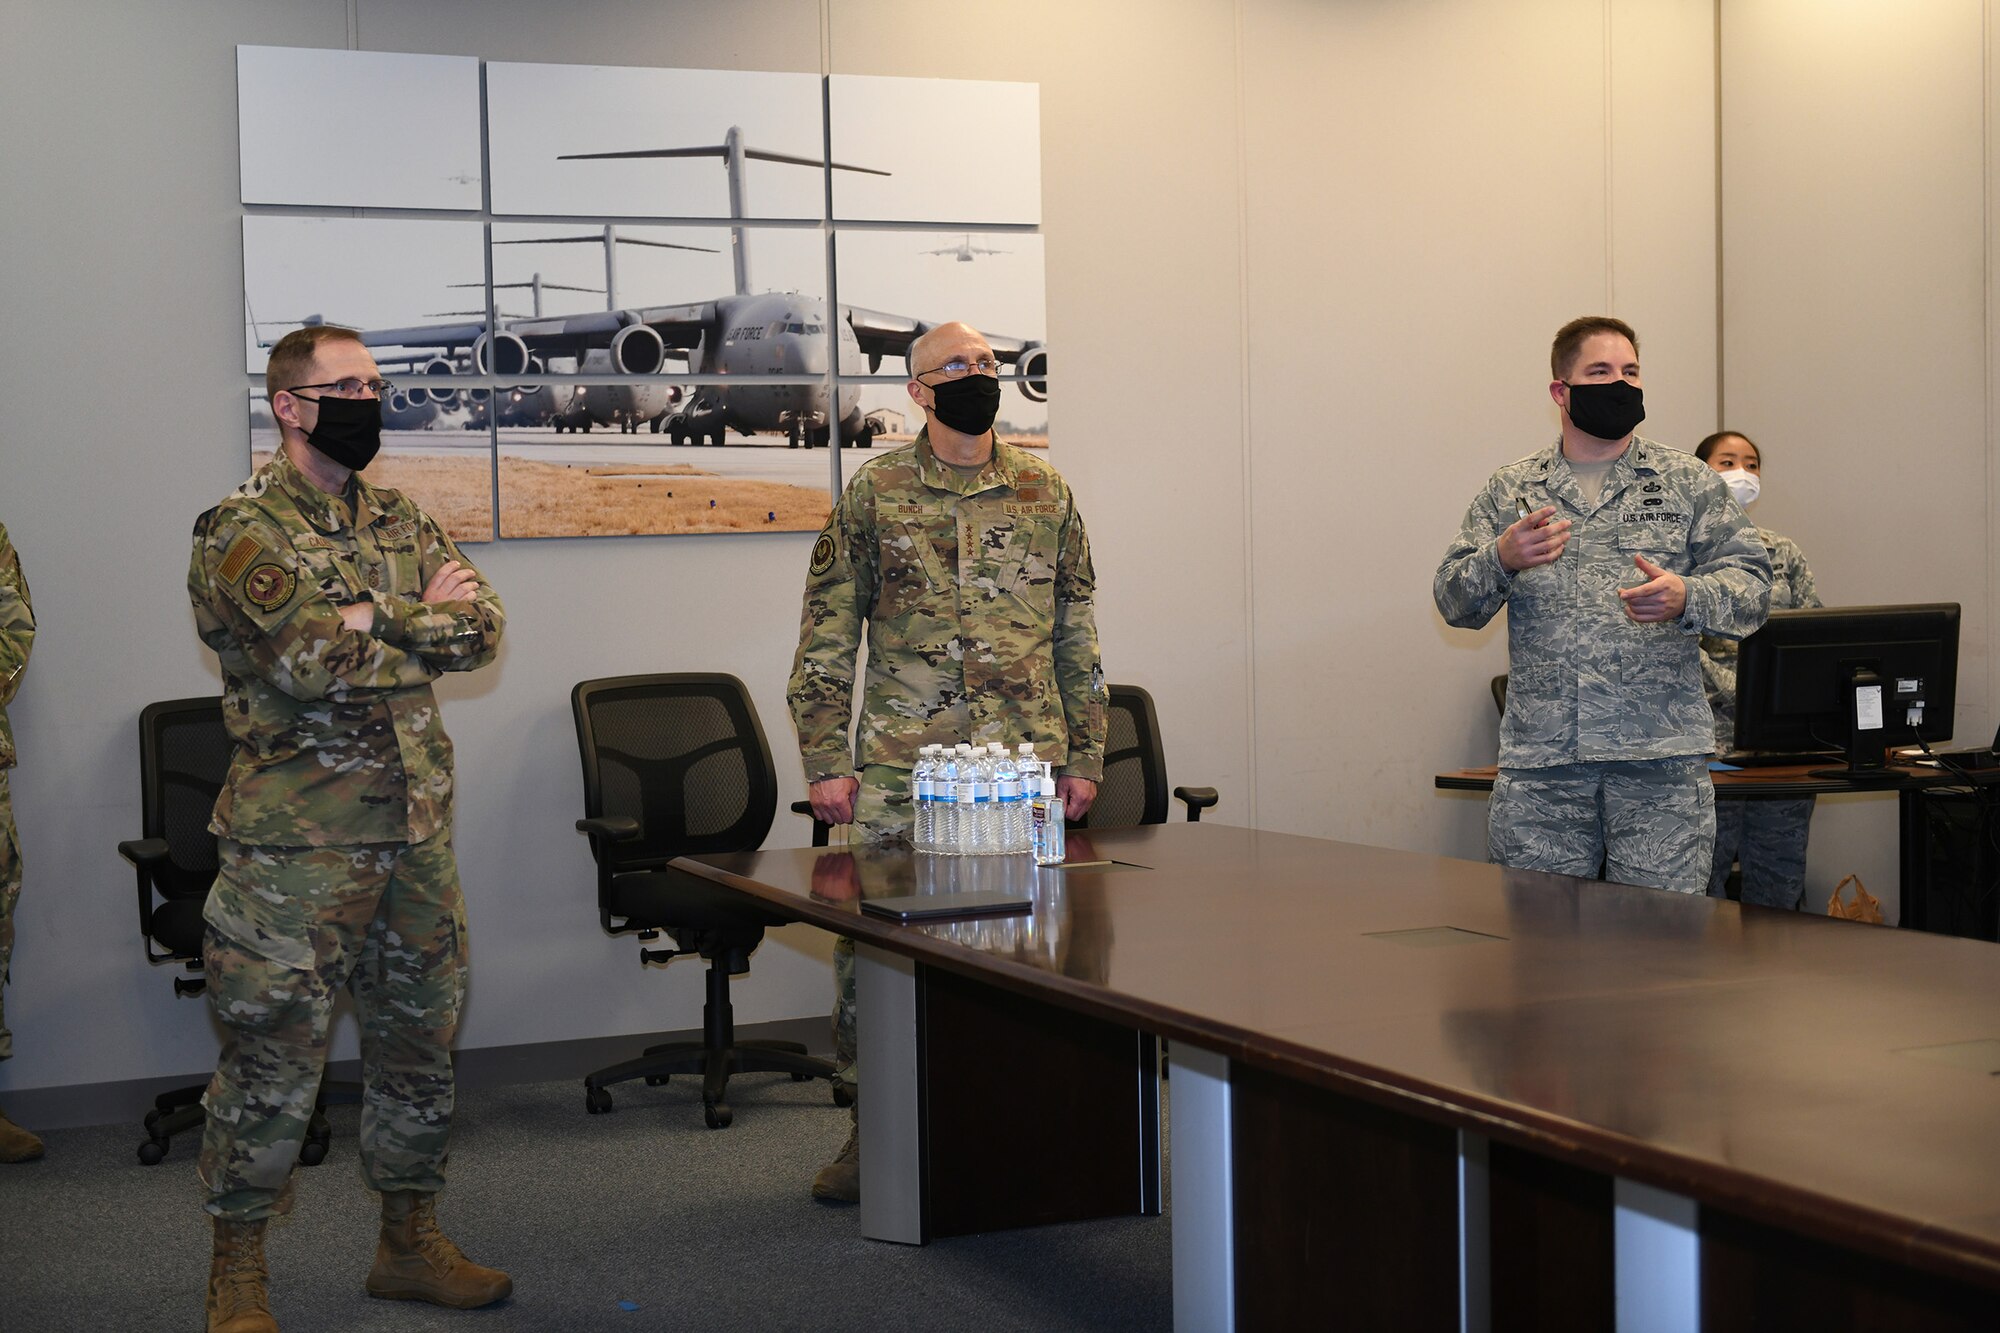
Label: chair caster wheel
xmin=644 ymin=1074 xmax=669 ymax=1087
xmin=298 ymin=1138 xmax=328 ymax=1167
xmin=585 ymin=1086 xmax=614 ymax=1115
xmin=137 ymin=1139 xmax=168 ymax=1165
xmin=831 ymin=1083 xmax=855 ymax=1108
xmin=704 ymin=1102 xmax=732 ymax=1129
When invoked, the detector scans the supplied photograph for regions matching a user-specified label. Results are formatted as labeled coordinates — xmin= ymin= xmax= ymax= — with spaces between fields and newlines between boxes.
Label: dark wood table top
xmin=675 ymin=823 xmax=2000 ymax=1289
xmin=1436 ymin=760 xmax=1981 ymax=797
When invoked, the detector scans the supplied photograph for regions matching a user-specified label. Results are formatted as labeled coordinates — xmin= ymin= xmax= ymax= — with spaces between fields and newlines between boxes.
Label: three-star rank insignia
xmin=243 ymin=563 xmax=296 ymax=611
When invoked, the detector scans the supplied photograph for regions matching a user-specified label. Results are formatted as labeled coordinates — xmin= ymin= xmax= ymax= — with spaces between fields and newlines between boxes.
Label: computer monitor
xmin=1734 ymin=603 xmax=1960 ymax=780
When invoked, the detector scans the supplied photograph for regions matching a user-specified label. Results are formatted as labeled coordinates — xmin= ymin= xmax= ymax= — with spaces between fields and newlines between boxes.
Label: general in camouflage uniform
xmin=1695 ymin=431 xmax=1824 ymax=909
xmin=788 ymin=322 xmax=1108 ymax=1202
xmin=1435 ymin=318 xmax=1772 ymax=895
xmin=0 ymin=519 xmax=43 ymax=1163
xmin=189 ymin=326 xmax=509 ymax=1331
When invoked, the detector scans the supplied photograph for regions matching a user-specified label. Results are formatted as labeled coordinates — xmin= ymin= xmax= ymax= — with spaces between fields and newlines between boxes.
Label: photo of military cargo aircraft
xmin=346 ymin=125 xmax=1047 ymax=448
xmin=925 ymin=234 xmax=1011 ymax=262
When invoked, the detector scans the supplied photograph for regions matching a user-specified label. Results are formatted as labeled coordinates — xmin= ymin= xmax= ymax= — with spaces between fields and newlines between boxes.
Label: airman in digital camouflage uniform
xmin=188 ymin=326 xmax=510 ymax=1333
xmin=1695 ymin=431 xmax=1823 ymax=908
xmin=789 ymin=322 xmax=1107 ymax=1202
xmin=0 ymin=518 xmax=41 ymax=1163
xmin=1435 ymin=317 xmax=1772 ymax=895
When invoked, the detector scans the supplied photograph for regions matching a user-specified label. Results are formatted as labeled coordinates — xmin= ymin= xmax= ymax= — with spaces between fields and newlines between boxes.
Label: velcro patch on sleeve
xmin=809 ymin=523 xmax=838 ymax=577
xmin=217 ymin=534 xmax=264 ymax=586
xmin=243 ymin=563 xmax=296 ymax=611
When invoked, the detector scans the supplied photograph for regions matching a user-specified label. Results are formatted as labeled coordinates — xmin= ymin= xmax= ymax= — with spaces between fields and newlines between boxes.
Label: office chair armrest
xmin=789 ymin=799 xmax=833 ymax=848
xmin=1173 ymin=786 xmax=1220 ymax=822
xmin=575 ymin=816 xmax=641 ymax=842
xmin=118 ymin=837 xmax=170 ymax=866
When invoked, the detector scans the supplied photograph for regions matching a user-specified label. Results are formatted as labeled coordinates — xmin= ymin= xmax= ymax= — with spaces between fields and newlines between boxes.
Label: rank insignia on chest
xmin=243 ymin=563 xmax=296 ymax=610
xmin=1018 ymin=471 xmax=1044 ymax=485
xmin=367 ymin=566 xmax=384 ymax=590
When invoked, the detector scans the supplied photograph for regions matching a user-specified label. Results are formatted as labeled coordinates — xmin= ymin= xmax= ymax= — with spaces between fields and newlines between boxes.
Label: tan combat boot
xmin=207 ymin=1218 xmax=278 ymax=1333
xmin=0 ymin=1106 xmax=44 ymax=1162
xmin=811 ymin=1098 xmax=860 ymax=1203
xmin=365 ymin=1191 xmax=512 ymax=1308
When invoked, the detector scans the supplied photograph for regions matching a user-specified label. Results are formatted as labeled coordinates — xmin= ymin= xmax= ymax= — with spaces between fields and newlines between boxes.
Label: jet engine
xmin=1015 ymin=344 xmax=1050 ymax=403
xmin=420 ymin=357 xmax=459 ymax=410
xmin=473 ymin=330 xmax=531 ymax=377
xmin=609 ymin=324 xmax=667 ymax=376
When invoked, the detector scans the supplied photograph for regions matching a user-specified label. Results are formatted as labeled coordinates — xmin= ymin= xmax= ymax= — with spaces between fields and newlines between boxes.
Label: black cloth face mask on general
xmin=296 ymin=393 xmax=383 ymax=471
xmin=1562 ymin=379 xmax=1645 ymax=442
xmin=927 ymin=374 xmax=1002 ymax=437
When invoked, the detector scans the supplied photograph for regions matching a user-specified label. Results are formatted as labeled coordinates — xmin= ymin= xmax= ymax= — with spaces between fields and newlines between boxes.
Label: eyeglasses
xmin=284 ymin=377 xmax=393 ymax=399
xmin=917 ymin=356 xmax=1001 ymax=380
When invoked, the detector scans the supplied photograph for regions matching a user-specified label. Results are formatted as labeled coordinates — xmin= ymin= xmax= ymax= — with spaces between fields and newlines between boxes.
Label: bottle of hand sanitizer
xmin=1030 ymin=767 xmax=1065 ymax=866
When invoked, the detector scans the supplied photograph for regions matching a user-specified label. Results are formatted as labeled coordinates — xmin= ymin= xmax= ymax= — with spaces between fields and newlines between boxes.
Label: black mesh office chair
xmin=1070 ymin=684 xmax=1218 ymax=829
xmin=117 ymin=697 xmax=337 ymax=1166
xmin=572 ymin=673 xmax=842 ymax=1129
xmin=1491 ymin=675 xmax=1509 ymax=717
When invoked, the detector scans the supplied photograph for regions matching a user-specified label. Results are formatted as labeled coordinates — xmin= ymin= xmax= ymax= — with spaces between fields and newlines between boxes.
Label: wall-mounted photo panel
xmin=243 ymin=216 xmax=488 ymax=376
xmin=828 ymin=76 xmax=1041 ymax=224
xmin=844 ymin=381 xmax=1051 ymax=458
xmin=486 ymin=64 xmax=826 ymax=220
xmin=248 ymin=391 xmax=495 ymax=544
xmin=495 ymin=382 xmax=834 ymax=537
xmin=832 ymin=229 xmax=1047 ymax=385
xmin=488 ymin=223 xmax=828 ymax=376
xmin=237 ymin=46 xmax=483 ymax=209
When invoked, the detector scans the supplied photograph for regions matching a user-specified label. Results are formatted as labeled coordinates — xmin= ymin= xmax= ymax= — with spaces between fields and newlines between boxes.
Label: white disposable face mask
xmin=1717 ymin=467 xmax=1760 ymax=508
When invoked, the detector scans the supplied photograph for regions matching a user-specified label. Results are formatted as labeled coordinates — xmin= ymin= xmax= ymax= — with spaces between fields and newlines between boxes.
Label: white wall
xmin=1 ymin=0 xmax=1994 ymax=1101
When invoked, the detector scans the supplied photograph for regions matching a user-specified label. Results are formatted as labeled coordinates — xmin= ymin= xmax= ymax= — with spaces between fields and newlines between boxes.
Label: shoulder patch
xmin=809 ymin=523 xmax=838 ymax=577
xmin=217 ymin=534 xmax=264 ymax=585
xmin=243 ymin=563 xmax=296 ymax=611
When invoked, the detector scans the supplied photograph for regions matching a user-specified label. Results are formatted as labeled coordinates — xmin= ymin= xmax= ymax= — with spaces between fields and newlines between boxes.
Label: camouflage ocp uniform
xmin=1702 ymin=526 xmax=1822 ymax=907
xmin=0 ymin=522 xmax=35 ymax=1062
xmin=789 ymin=430 xmax=1108 ymax=1088
xmin=1435 ymin=438 xmax=1772 ymax=894
xmin=188 ymin=448 xmax=504 ymax=1221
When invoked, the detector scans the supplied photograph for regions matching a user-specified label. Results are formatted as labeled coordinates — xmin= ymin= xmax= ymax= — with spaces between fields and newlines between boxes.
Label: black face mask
xmin=927 ymin=374 xmax=1001 ymax=437
xmin=1562 ymin=379 xmax=1645 ymax=442
xmin=298 ymin=393 xmax=383 ymax=471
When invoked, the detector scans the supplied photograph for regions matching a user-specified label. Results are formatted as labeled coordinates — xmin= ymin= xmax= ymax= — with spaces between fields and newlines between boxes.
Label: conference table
xmin=677 ymin=822 xmax=2000 ymax=1331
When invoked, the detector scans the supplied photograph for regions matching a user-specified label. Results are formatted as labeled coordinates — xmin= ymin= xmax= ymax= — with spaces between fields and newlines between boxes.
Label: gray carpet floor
xmin=0 ymin=1073 xmax=1171 ymax=1332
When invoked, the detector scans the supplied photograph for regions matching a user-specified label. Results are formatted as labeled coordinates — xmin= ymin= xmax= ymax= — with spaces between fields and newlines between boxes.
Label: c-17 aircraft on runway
xmin=347 ymin=126 xmax=1049 ymax=448
xmin=925 ymin=233 xmax=1011 ymax=263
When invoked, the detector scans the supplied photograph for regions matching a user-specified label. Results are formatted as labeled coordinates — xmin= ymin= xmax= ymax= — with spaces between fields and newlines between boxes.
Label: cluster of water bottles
xmin=912 ymin=741 xmax=1064 ymax=861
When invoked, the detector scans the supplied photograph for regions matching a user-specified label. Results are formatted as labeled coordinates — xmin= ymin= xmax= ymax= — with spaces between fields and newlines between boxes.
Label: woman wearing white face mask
xmin=1694 ymin=430 xmax=1823 ymax=908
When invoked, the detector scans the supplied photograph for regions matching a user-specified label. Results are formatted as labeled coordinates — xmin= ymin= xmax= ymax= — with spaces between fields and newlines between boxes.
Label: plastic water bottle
xmin=993 ymin=744 xmax=1023 ymax=853
xmin=1031 ymin=768 xmax=1066 ymax=865
xmin=968 ymin=746 xmax=996 ymax=853
xmin=911 ymin=746 xmax=938 ymax=852
xmin=1012 ymin=744 xmax=1038 ymax=852
xmin=954 ymin=745 xmax=978 ymax=855
xmin=936 ymin=745 xmax=963 ymax=854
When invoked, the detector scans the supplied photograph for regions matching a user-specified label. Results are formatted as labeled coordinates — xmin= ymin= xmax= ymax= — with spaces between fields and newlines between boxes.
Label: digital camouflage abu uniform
xmin=1702 ymin=526 xmax=1821 ymax=907
xmin=789 ymin=430 xmax=1108 ymax=1088
xmin=0 ymin=522 xmax=34 ymax=1062
xmin=188 ymin=448 xmax=504 ymax=1221
xmin=1435 ymin=438 xmax=1772 ymax=894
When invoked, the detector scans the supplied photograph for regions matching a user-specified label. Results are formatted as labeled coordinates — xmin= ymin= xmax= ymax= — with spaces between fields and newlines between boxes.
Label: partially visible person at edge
xmin=1696 ymin=430 xmax=1823 ymax=909
xmin=787 ymin=320 xmax=1107 ymax=1204
xmin=1434 ymin=316 xmax=1773 ymax=894
xmin=0 ymin=518 xmax=38 ymax=1163
xmin=187 ymin=325 xmax=510 ymax=1333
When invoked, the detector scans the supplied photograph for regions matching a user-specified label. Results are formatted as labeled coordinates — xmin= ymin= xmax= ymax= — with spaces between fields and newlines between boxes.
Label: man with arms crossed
xmin=1434 ymin=317 xmax=1771 ymax=893
xmin=788 ymin=321 xmax=1107 ymax=1201
xmin=0 ymin=518 xmax=37 ymax=1161
xmin=189 ymin=326 xmax=509 ymax=1332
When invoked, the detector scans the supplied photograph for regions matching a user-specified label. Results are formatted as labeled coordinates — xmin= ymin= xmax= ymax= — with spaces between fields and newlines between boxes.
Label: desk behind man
xmin=1433 ymin=316 xmax=1772 ymax=894
xmin=787 ymin=321 xmax=1108 ymax=1201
